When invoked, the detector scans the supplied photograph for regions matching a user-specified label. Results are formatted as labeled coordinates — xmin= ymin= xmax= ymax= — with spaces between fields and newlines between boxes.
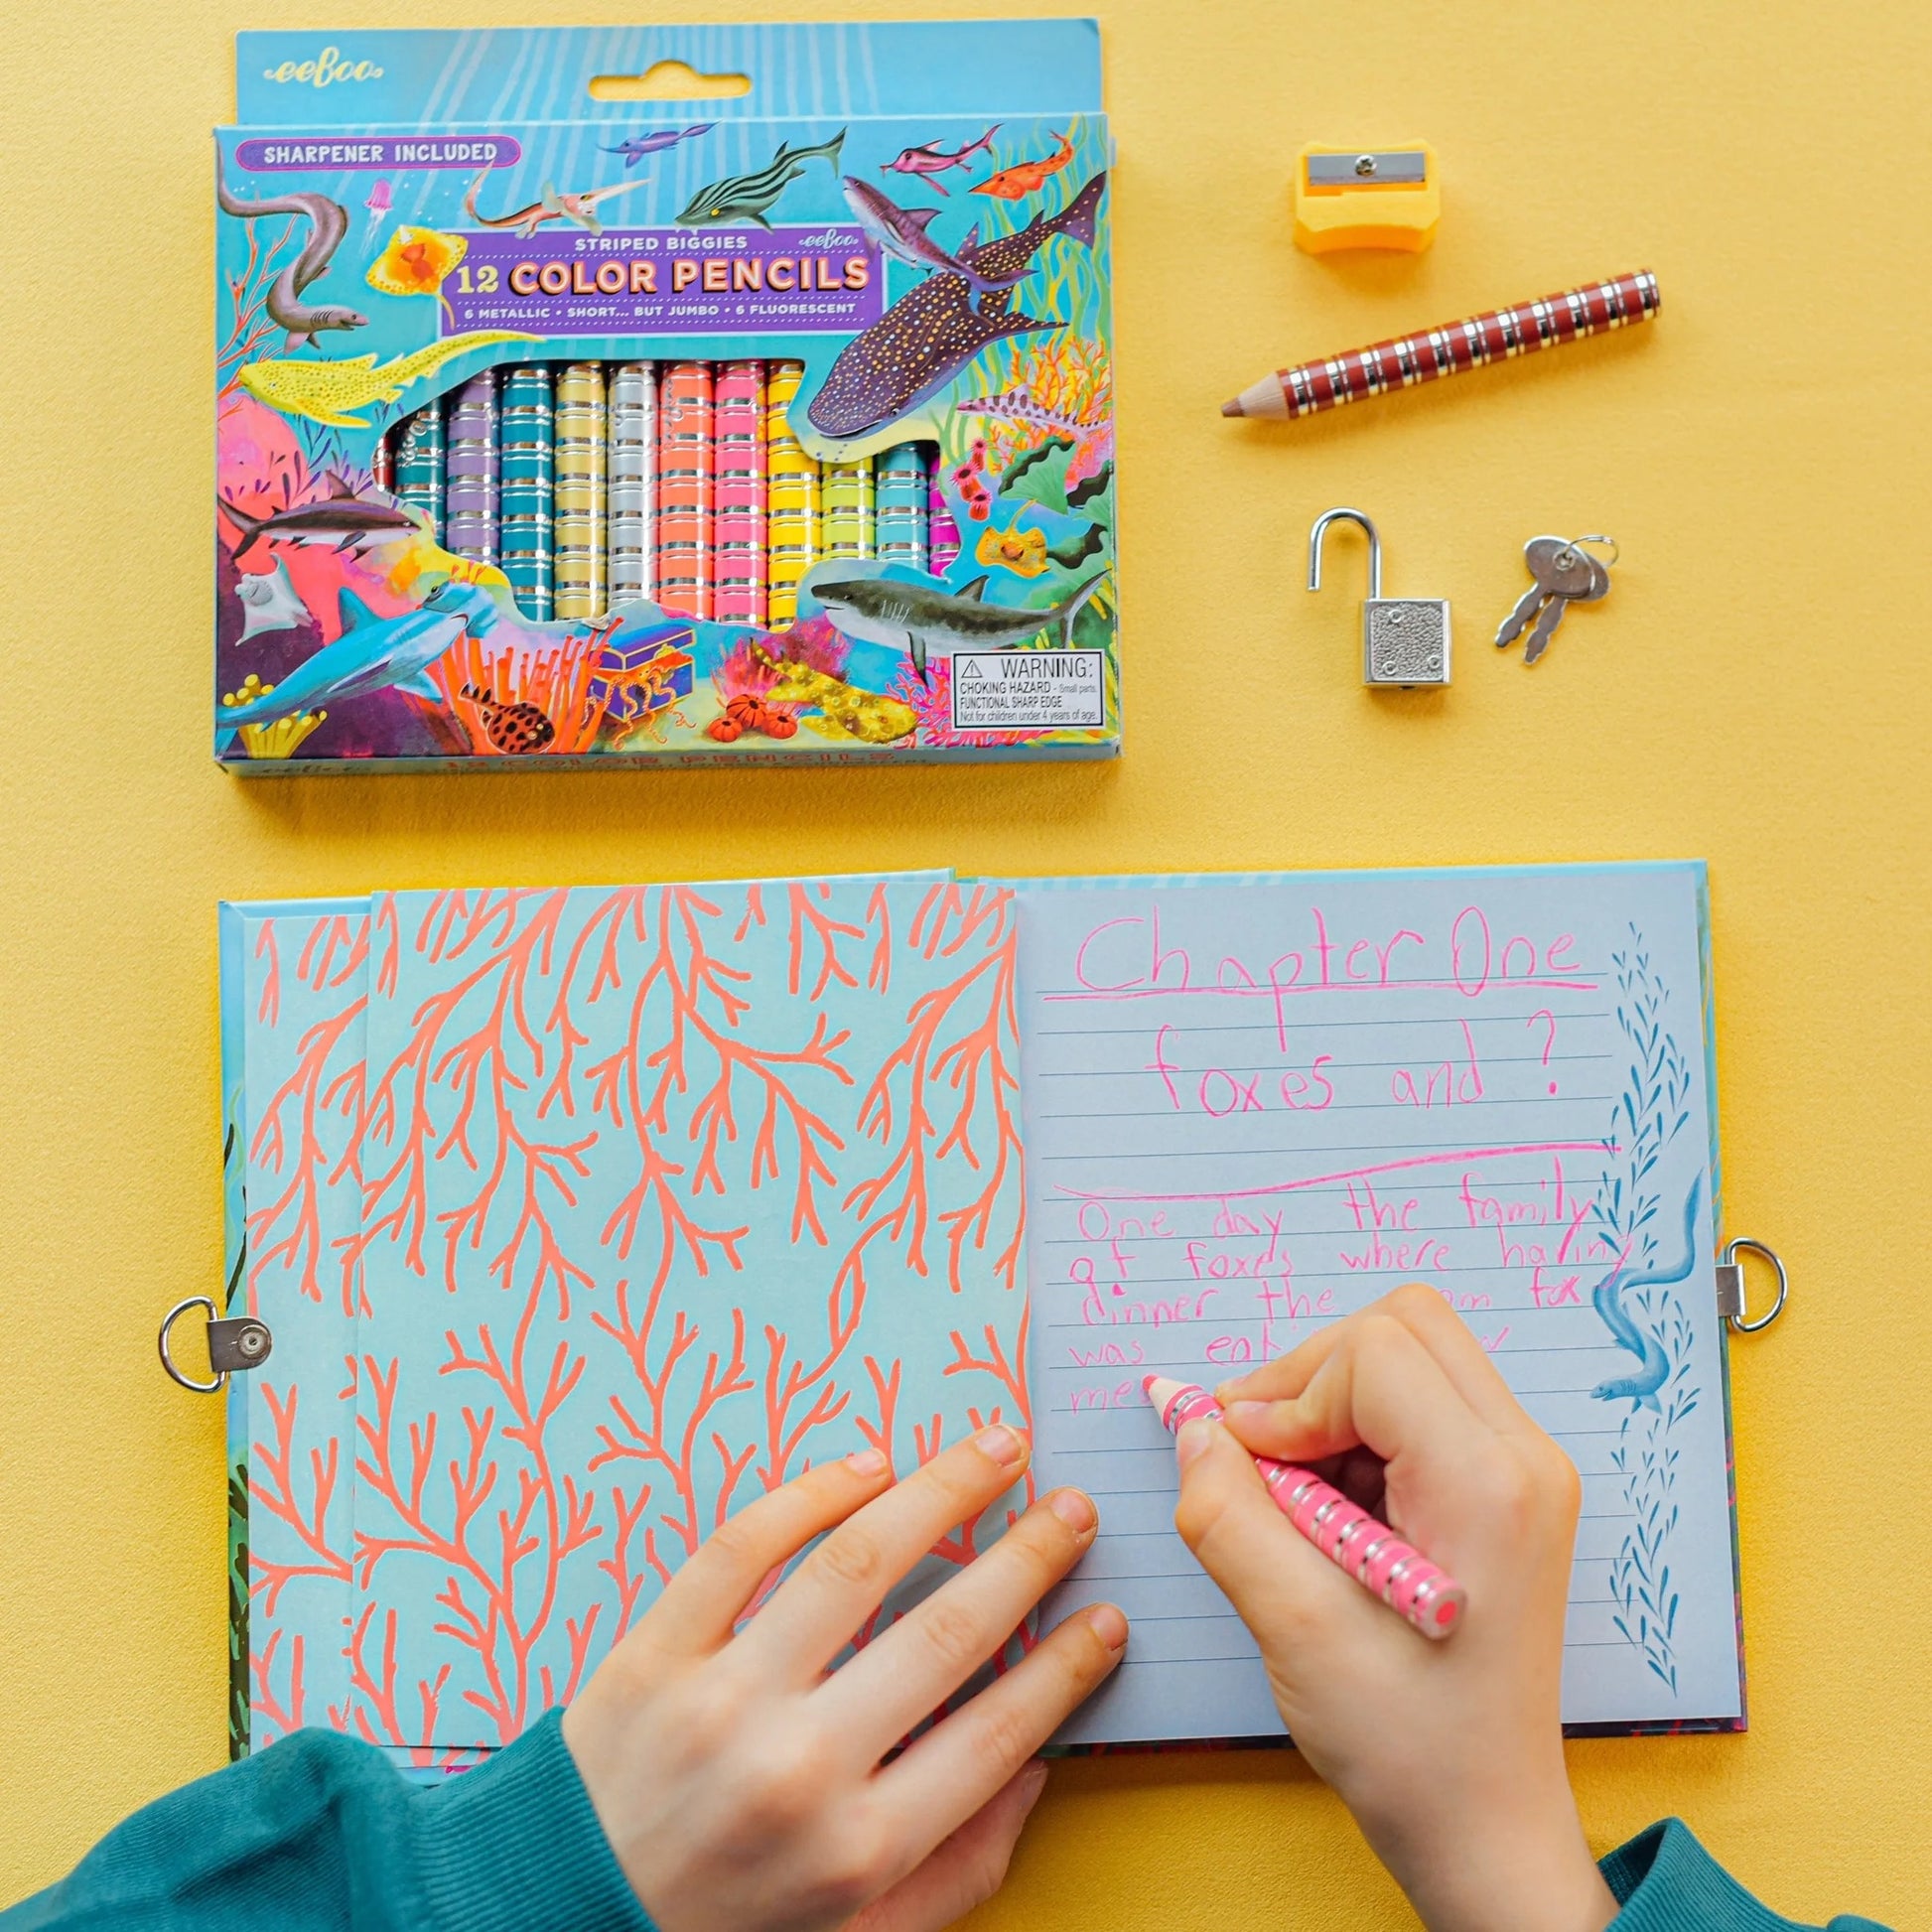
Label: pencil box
xmin=212 ymin=22 xmax=1119 ymax=773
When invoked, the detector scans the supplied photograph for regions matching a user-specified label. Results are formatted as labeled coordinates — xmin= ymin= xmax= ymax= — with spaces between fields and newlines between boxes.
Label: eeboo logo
xmin=261 ymin=45 xmax=383 ymax=86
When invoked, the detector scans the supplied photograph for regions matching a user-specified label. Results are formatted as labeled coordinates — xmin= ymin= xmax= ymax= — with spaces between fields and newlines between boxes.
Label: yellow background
xmin=4 ymin=1 xmax=1928 ymax=1922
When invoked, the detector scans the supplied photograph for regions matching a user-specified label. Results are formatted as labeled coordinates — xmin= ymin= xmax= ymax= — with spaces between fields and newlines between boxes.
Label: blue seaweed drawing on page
xmin=1589 ymin=927 xmax=1700 ymax=1693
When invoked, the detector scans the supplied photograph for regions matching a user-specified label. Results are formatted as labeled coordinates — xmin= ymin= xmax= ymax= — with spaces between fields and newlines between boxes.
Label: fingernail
xmin=1212 ymin=1379 xmax=1245 ymax=1404
xmin=1225 ymin=1400 xmax=1269 ymax=1422
xmin=1018 ymin=1759 xmax=1049 ymax=1810
xmin=844 ymin=1447 xmax=890 ymax=1476
xmin=1085 ymin=1602 xmax=1130 ymax=1652
xmin=976 ymin=1423 xmax=1028 ymax=1467
xmin=1046 ymin=1486 xmax=1097 ymax=1534
xmin=1175 ymin=1418 xmax=1215 ymax=1471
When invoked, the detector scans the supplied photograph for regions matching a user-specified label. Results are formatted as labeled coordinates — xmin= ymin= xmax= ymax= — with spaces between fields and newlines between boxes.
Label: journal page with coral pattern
xmin=1016 ymin=863 xmax=1743 ymax=1744
xmin=310 ymin=876 xmax=1030 ymax=1754
xmin=227 ymin=899 xmax=372 ymax=1755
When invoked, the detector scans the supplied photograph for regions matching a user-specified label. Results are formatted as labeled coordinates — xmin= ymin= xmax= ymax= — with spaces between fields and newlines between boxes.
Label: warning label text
xmin=948 ymin=651 xmax=1105 ymax=732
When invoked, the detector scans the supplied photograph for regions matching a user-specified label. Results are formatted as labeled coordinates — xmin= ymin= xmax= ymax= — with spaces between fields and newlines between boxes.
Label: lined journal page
xmin=1017 ymin=864 xmax=1743 ymax=1743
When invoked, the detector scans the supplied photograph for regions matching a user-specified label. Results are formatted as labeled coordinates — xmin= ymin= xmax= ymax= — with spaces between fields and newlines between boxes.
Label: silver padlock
xmin=1308 ymin=507 xmax=1452 ymax=687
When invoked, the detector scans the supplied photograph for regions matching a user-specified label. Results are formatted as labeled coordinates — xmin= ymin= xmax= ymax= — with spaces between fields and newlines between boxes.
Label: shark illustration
xmin=218 ymin=472 xmax=420 ymax=560
xmin=806 ymin=171 xmax=1107 ymax=440
xmin=1590 ymin=1173 xmax=1704 ymax=1412
xmin=215 ymin=581 xmax=497 ymax=732
xmin=233 ymin=557 xmax=314 ymax=639
xmin=811 ymin=568 xmax=1109 ymax=683
xmin=839 ymin=177 xmax=1027 ymax=304
xmin=601 ymin=123 xmax=714 ymax=168
xmin=234 ymin=331 xmax=539 ymax=429
xmin=880 ymin=126 xmax=1000 ymax=198
xmin=464 ymin=170 xmax=648 ymax=237
xmin=675 ymin=130 xmax=845 ymax=229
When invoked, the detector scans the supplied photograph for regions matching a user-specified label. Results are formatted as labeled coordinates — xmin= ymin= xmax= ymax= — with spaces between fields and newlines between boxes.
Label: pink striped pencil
xmin=1144 ymin=1375 xmax=1466 ymax=1639
xmin=712 ymin=357 xmax=766 ymax=625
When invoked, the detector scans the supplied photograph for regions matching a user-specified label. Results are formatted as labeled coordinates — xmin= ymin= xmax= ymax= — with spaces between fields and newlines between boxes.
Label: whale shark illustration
xmin=216 ymin=580 xmax=497 ymax=734
xmin=805 ymin=171 xmax=1107 ymax=442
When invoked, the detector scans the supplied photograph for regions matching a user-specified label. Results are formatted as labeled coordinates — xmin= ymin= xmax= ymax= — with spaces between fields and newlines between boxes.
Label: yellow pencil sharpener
xmin=1293 ymin=143 xmax=1440 ymax=255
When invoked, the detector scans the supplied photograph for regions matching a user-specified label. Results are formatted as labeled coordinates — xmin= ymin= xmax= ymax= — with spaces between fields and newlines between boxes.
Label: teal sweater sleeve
xmin=1603 ymin=1819 xmax=1890 ymax=1931
xmin=3 ymin=1712 xmax=653 ymax=1932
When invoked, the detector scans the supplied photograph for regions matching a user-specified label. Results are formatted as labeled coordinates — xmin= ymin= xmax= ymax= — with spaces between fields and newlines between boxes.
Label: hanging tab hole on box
xmin=1715 ymin=1238 xmax=1790 ymax=1334
xmin=158 ymin=1296 xmax=274 ymax=1393
xmin=590 ymin=60 xmax=751 ymax=103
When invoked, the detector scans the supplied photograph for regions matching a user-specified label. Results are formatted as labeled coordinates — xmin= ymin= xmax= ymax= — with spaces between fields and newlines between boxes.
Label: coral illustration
xmin=313 ymin=876 xmax=1030 ymax=1748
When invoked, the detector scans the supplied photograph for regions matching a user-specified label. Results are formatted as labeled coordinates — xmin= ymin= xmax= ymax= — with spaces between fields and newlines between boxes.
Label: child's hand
xmin=562 ymin=1426 xmax=1126 ymax=1932
xmin=1175 ymin=1285 xmax=1618 ymax=1932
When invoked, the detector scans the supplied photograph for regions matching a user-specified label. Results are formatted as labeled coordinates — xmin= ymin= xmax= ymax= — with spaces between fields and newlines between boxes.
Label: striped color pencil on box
xmin=443 ymin=371 xmax=498 ymax=566
xmin=370 ymin=431 xmax=393 ymax=493
xmin=875 ymin=443 xmax=929 ymax=572
xmin=656 ymin=360 xmax=715 ymax=621
xmin=764 ymin=359 xmax=819 ymax=628
xmin=927 ymin=466 xmax=962 ymax=577
xmin=712 ymin=358 xmax=766 ymax=626
xmin=607 ymin=361 xmax=656 ymax=606
xmin=553 ymin=361 xmax=608 ymax=620
xmin=393 ymin=404 xmax=445 ymax=541
xmin=822 ymin=455 xmax=875 ymax=562
xmin=498 ymin=364 xmax=555 ymax=621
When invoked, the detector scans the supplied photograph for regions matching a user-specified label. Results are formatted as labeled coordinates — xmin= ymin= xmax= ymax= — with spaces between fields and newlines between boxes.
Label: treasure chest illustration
xmin=591 ymin=621 xmax=698 ymax=728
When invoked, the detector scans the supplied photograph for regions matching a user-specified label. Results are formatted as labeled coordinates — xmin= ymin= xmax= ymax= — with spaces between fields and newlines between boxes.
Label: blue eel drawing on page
xmin=1590 ymin=1173 xmax=1703 ymax=1411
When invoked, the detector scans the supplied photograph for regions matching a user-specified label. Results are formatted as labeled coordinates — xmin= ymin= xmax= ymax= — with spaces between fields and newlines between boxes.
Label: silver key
xmin=1522 ymin=552 xmax=1608 ymax=663
xmin=1497 ymin=536 xmax=1614 ymax=663
xmin=1495 ymin=536 xmax=1593 ymax=649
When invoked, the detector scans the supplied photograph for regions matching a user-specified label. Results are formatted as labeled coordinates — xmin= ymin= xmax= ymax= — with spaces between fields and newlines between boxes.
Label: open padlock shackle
xmin=1308 ymin=507 xmax=1383 ymax=598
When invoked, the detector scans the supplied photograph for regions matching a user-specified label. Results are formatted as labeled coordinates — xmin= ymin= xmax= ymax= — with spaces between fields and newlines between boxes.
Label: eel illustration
xmin=1590 ymin=1173 xmax=1704 ymax=1412
xmin=215 ymin=581 xmax=497 ymax=732
xmin=234 ymin=331 xmax=540 ymax=428
xmin=464 ymin=170 xmax=648 ymax=237
xmin=812 ymin=568 xmax=1108 ymax=683
xmin=880 ymin=126 xmax=1000 ymax=199
xmin=840 ymin=178 xmax=1027 ymax=305
xmin=216 ymin=166 xmax=367 ymax=351
xmin=218 ymin=471 xmax=420 ymax=559
xmin=674 ymin=130 xmax=846 ymax=229
xmin=806 ymin=171 xmax=1107 ymax=441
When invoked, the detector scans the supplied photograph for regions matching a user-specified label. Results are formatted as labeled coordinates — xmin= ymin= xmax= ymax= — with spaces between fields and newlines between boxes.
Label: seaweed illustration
xmin=1590 ymin=928 xmax=1700 ymax=1693
xmin=217 ymin=213 xmax=304 ymax=398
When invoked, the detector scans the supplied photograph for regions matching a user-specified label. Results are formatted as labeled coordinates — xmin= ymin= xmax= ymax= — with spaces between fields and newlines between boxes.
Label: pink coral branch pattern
xmin=319 ymin=878 xmax=1028 ymax=1750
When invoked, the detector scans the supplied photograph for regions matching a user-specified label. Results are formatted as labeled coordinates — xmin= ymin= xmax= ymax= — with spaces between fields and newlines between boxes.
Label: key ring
xmin=1555 ymin=534 xmax=1619 ymax=571
xmin=158 ymin=1296 xmax=225 ymax=1393
xmin=1718 ymin=1237 xmax=1788 ymax=1334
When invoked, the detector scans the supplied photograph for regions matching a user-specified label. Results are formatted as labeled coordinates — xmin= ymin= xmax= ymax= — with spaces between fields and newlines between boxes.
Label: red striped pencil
xmin=655 ymin=361 xmax=715 ymax=621
xmin=1223 ymin=270 xmax=1659 ymax=421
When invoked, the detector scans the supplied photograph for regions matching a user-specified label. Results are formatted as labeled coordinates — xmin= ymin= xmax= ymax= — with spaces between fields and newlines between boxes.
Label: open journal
xmin=219 ymin=862 xmax=1744 ymax=1766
